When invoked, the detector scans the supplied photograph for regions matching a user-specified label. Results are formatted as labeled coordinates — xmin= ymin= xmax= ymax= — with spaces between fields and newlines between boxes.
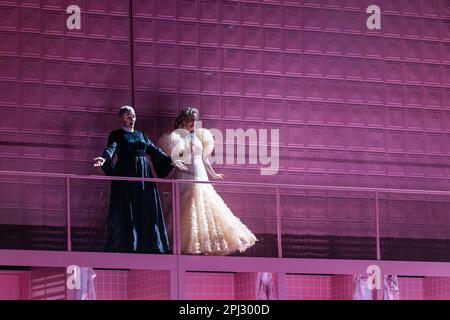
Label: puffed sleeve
xmin=198 ymin=128 xmax=214 ymax=157
xmin=144 ymin=131 xmax=174 ymax=178
xmin=158 ymin=130 xmax=188 ymax=161
xmin=101 ymin=131 xmax=118 ymax=176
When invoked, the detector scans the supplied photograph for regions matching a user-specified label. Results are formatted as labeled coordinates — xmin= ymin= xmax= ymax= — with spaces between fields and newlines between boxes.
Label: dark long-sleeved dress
xmin=101 ymin=128 xmax=174 ymax=253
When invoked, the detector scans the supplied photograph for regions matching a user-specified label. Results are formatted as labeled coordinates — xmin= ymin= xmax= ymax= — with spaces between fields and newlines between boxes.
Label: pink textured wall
xmin=94 ymin=269 xmax=171 ymax=300
xmin=3 ymin=269 xmax=450 ymax=300
xmin=234 ymin=272 xmax=259 ymax=299
xmin=0 ymin=271 xmax=29 ymax=300
xmin=187 ymin=272 xmax=236 ymax=300
xmin=0 ymin=0 xmax=131 ymax=251
xmin=286 ymin=274 xmax=332 ymax=299
xmin=94 ymin=269 xmax=128 ymax=300
xmin=330 ymin=275 xmax=354 ymax=300
xmin=0 ymin=274 xmax=22 ymax=299
xmin=286 ymin=274 xmax=450 ymax=300
xmin=0 ymin=0 xmax=132 ymax=175
xmin=129 ymin=0 xmax=450 ymax=191
xmin=30 ymin=267 xmax=66 ymax=300
xmin=424 ymin=276 xmax=450 ymax=299
xmin=399 ymin=277 xmax=425 ymax=300
xmin=0 ymin=1 xmax=450 ymax=259
xmin=186 ymin=271 xmax=278 ymax=300
xmin=127 ymin=270 xmax=171 ymax=300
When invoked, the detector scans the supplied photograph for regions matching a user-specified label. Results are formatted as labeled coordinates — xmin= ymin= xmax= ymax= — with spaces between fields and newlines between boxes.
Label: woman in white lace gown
xmin=159 ymin=107 xmax=257 ymax=255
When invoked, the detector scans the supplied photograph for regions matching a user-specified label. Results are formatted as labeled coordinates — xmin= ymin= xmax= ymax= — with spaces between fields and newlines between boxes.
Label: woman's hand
xmin=93 ymin=157 xmax=106 ymax=167
xmin=172 ymin=159 xmax=188 ymax=171
xmin=212 ymin=173 xmax=225 ymax=180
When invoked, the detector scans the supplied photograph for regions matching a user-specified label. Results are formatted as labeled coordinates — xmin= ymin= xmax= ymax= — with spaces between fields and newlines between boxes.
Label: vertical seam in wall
xmin=129 ymin=0 xmax=135 ymax=107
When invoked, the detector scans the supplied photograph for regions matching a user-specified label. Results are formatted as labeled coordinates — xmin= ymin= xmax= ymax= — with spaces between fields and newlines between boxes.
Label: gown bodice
xmin=159 ymin=128 xmax=214 ymax=183
xmin=179 ymin=132 xmax=209 ymax=182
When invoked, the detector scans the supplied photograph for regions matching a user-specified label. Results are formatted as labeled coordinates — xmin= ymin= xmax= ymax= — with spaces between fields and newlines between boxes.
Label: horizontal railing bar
xmin=0 ymin=170 xmax=172 ymax=184
xmin=2 ymin=250 xmax=450 ymax=277
xmin=2 ymin=170 xmax=450 ymax=196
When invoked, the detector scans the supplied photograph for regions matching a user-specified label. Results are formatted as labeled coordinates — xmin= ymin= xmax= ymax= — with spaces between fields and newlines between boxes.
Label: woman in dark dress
xmin=93 ymin=106 xmax=186 ymax=253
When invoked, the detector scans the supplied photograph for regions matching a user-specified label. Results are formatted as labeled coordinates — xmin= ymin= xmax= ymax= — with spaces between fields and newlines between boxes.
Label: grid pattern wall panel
xmin=0 ymin=0 xmax=132 ymax=174
xmin=129 ymin=0 xmax=450 ymax=193
xmin=424 ymin=276 xmax=450 ymax=299
xmin=30 ymin=267 xmax=66 ymax=300
xmin=1 ymin=1 xmax=450 ymax=257
xmin=186 ymin=271 xmax=235 ymax=300
xmin=127 ymin=270 xmax=171 ymax=300
xmin=0 ymin=1 xmax=132 ymax=248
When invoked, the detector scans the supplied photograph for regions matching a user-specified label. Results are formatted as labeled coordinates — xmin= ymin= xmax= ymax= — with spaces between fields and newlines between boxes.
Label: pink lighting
xmin=0 ymin=0 xmax=450 ymax=301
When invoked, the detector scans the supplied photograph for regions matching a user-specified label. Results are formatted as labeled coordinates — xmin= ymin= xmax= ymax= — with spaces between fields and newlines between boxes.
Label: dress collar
xmin=121 ymin=126 xmax=135 ymax=133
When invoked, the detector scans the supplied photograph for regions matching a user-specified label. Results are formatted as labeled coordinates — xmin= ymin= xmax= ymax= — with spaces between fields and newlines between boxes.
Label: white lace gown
xmin=159 ymin=128 xmax=257 ymax=255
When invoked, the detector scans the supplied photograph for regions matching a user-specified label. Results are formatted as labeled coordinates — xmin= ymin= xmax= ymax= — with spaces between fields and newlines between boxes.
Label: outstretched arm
xmin=145 ymin=133 xmax=187 ymax=177
xmin=93 ymin=131 xmax=117 ymax=175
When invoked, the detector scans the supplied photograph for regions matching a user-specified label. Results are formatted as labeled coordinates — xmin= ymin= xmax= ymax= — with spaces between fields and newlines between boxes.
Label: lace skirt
xmin=179 ymin=183 xmax=257 ymax=255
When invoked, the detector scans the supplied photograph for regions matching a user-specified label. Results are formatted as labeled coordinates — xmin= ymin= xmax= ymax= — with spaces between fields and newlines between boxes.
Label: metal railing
xmin=2 ymin=169 xmax=450 ymax=259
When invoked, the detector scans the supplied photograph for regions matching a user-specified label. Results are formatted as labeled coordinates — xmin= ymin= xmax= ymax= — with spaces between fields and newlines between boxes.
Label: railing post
xmin=175 ymin=180 xmax=181 ymax=255
xmin=375 ymin=191 xmax=380 ymax=261
xmin=66 ymin=177 xmax=72 ymax=252
xmin=171 ymin=180 xmax=177 ymax=256
xmin=276 ymin=186 xmax=282 ymax=258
